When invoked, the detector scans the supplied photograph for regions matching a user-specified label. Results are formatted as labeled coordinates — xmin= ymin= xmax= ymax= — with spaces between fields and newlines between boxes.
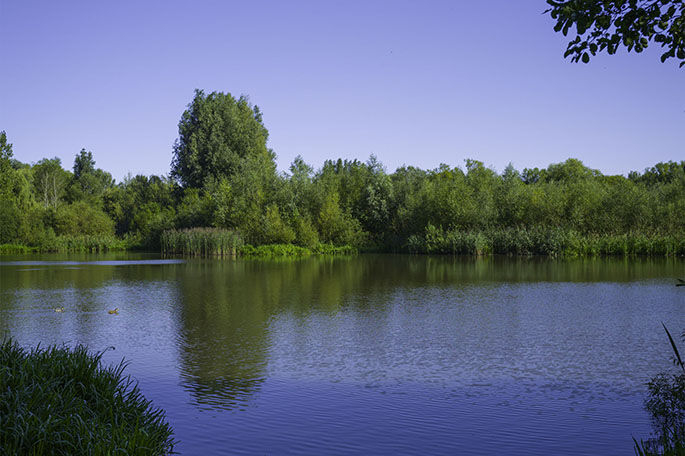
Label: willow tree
xmin=170 ymin=90 xmax=272 ymax=189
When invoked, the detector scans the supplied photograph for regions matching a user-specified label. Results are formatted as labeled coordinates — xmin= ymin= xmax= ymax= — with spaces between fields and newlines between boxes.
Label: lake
xmin=0 ymin=253 xmax=683 ymax=455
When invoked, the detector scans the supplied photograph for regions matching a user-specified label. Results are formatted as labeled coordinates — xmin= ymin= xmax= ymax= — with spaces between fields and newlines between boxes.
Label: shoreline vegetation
xmin=1 ymin=227 xmax=682 ymax=257
xmin=1 ymin=91 xmax=683 ymax=259
xmin=0 ymin=338 xmax=175 ymax=455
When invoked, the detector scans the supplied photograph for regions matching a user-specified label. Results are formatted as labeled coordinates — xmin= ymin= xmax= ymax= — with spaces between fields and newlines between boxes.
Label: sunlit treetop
xmin=546 ymin=0 xmax=685 ymax=67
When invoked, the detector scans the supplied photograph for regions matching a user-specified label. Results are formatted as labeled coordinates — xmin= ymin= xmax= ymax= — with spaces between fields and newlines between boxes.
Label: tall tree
xmin=171 ymin=90 xmax=272 ymax=189
xmin=546 ymin=0 xmax=685 ymax=66
xmin=0 ymin=132 xmax=34 ymax=243
xmin=67 ymin=149 xmax=114 ymax=203
xmin=0 ymin=131 xmax=14 ymax=193
xmin=32 ymin=158 xmax=70 ymax=208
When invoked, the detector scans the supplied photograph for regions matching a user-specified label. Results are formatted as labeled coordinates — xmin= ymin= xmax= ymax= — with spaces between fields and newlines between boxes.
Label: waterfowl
xmin=108 ymin=308 xmax=119 ymax=315
xmin=54 ymin=307 xmax=65 ymax=313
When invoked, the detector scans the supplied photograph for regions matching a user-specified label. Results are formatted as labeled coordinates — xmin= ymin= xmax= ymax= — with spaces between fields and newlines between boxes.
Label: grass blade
xmin=662 ymin=323 xmax=685 ymax=373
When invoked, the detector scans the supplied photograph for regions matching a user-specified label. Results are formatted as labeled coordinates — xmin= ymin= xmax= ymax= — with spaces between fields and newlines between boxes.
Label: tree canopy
xmin=67 ymin=148 xmax=114 ymax=203
xmin=546 ymin=0 xmax=685 ymax=66
xmin=171 ymin=90 xmax=272 ymax=189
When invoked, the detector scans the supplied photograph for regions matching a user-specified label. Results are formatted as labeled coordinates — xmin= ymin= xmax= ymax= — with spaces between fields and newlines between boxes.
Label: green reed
xmin=0 ymin=338 xmax=175 ymax=455
xmin=161 ymin=228 xmax=244 ymax=257
xmin=46 ymin=234 xmax=128 ymax=253
xmin=407 ymin=225 xmax=684 ymax=257
xmin=0 ymin=243 xmax=37 ymax=254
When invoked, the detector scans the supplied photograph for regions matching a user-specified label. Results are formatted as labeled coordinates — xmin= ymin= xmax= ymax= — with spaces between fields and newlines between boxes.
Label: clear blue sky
xmin=1 ymin=0 xmax=683 ymax=181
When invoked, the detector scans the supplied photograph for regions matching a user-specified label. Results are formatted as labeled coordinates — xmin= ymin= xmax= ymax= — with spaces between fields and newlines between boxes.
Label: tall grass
xmin=0 ymin=244 xmax=37 ymax=254
xmin=0 ymin=338 xmax=175 ymax=455
xmin=46 ymin=234 xmax=129 ymax=253
xmin=406 ymin=225 xmax=684 ymax=257
xmin=161 ymin=228 xmax=244 ymax=257
xmin=0 ymin=235 xmax=128 ymax=254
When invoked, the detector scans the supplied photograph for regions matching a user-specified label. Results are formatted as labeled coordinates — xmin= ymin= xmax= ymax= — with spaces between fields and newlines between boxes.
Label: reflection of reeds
xmin=0 ymin=338 xmax=175 ymax=454
xmin=161 ymin=228 xmax=244 ymax=257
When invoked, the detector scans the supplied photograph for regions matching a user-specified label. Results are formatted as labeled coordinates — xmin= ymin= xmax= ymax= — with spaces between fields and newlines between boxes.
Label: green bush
xmin=54 ymin=202 xmax=115 ymax=237
xmin=239 ymin=243 xmax=356 ymax=257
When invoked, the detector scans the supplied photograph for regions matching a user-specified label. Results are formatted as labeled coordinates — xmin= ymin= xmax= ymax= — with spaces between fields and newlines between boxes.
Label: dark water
xmin=0 ymin=253 xmax=683 ymax=455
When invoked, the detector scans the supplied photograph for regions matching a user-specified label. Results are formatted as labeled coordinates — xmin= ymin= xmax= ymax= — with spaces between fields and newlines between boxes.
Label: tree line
xmin=1 ymin=90 xmax=683 ymax=255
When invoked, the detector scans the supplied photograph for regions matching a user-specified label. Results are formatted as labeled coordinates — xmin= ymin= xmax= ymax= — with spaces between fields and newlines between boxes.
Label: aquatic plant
xmin=634 ymin=326 xmax=685 ymax=455
xmin=46 ymin=234 xmax=129 ymax=252
xmin=405 ymin=226 xmax=684 ymax=257
xmin=161 ymin=228 xmax=243 ymax=257
xmin=0 ymin=243 xmax=37 ymax=254
xmin=0 ymin=338 xmax=175 ymax=455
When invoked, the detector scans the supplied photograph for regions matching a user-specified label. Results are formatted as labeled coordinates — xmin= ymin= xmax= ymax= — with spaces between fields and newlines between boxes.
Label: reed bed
xmin=161 ymin=228 xmax=244 ymax=257
xmin=0 ymin=338 xmax=175 ymax=455
xmin=0 ymin=243 xmax=37 ymax=254
xmin=407 ymin=225 xmax=684 ymax=257
xmin=0 ymin=236 xmax=128 ymax=254
xmin=46 ymin=234 xmax=128 ymax=253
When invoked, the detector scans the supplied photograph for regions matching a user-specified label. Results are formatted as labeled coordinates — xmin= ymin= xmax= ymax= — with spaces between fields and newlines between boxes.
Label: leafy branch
xmin=546 ymin=0 xmax=685 ymax=67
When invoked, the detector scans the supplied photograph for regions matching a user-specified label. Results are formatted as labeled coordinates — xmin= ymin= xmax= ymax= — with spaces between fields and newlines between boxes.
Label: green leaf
xmin=663 ymin=323 xmax=685 ymax=372
xmin=581 ymin=52 xmax=590 ymax=63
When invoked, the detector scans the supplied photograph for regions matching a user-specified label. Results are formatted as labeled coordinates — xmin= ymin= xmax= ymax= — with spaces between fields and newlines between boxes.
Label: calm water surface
xmin=1 ymin=253 xmax=683 ymax=455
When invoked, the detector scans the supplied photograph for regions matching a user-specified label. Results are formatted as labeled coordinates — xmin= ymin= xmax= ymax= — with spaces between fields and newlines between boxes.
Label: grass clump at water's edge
xmin=161 ymin=227 xmax=244 ymax=257
xmin=0 ymin=338 xmax=175 ymax=455
xmin=0 ymin=235 xmax=129 ymax=254
xmin=0 ymin=244 xmax=37 ymax=254
xmin=406 ymin=226 xmax=685 ymax=257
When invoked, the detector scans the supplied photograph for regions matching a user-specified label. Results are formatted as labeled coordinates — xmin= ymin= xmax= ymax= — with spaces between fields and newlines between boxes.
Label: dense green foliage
xmin=1 ymin=91 xmax=683 ymax=257
xmin=171 ymin=90 xmax=273 ymax=189
xmin=0 ymin=338 xmax=175 ymax=455
xmin=546 ymin=0 xmax=685 ymax=66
